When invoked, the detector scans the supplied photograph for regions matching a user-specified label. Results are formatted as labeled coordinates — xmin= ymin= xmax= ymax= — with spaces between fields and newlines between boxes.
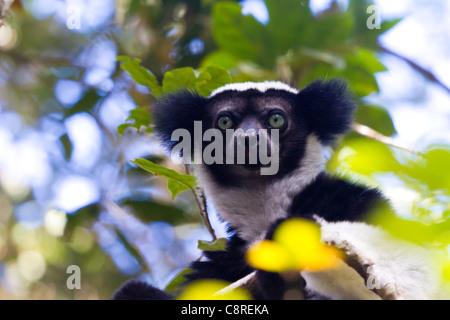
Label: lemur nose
xmin=236 ymin=130 xmax=259 ymax=149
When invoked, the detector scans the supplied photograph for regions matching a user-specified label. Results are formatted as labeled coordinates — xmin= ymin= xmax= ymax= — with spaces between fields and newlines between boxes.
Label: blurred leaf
xmin=65 ymin=203 xmax=101 ymax=235
xmin=201 ymin=50 xmax=241 ymax=69
xmin=121 ymin=199 xmax=189 ymax=225
xmin=161 ymin=65 xmax=232 ymax=96
xmin=118 ymin=107 xmax=153 ymax=134
xmin=117 ymin=56 xmax=163 ymax=97
xmin=247 ymin=240 xmax=294 ymax=273
xmin=247 ymin=219 xmax=342 ymax=272
xmin=114 ymin=228 xmax=146 ymax=269
xmin=211 ymin=2 xmax=273 ymax=67
xmin=349 ymin=0 xmax=401 ymax=50
xmin=329 ymin=138 xmax=400 ymax=175
xmin=371 ymin=212 xmax=450 ymax=245
xmin=355 ymin=104 xmax=396 ymax=136
xmin=198 ymin=238 xmax=227 ymax=251
xmin=66 ymin=89 xmax=102 ymax=116
xmin=273 ymin=218 xmax=342 ymax=271
xmin=164 ymin=268 xmax=193 ymax=294
xmin=177 ymin=279 xmax=252 ymax=300
xmin=59 ymin=133 xmax=73 ymax=160
xmin=266 ymin=0 xmax=352 ymax=51
xmin=117 ymin=123 xmax=132 ymax=135
xmin=162 ymin=67 xmax=198 ymax=93
xmin=404 ymin=147 xmax=450 ymax=192
xmin=265 ymin=0 xmax=312 ymax=53
xmin=132 ymin=158 xmax=197 ymax=199
xmin=195 ymin=66 xmax=232 ymax=96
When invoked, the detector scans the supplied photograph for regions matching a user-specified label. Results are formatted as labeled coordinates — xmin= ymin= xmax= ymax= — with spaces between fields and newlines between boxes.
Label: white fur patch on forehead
xmin=209 ymin=81 xmax=299 ymax=98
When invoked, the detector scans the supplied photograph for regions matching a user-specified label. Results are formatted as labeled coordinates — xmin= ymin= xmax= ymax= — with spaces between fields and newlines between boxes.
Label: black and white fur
xmin=113 ymin=79 xmax=391 ymax=300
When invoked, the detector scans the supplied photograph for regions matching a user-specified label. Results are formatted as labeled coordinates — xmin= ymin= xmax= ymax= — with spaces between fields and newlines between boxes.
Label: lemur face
xmin=205 ymin=89 xmax=310 ymax=182
xmin=154 ymin=80 xmax=356 ymax=186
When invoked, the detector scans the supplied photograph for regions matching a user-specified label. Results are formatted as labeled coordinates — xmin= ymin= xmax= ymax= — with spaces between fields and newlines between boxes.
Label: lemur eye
xmin=218 ymin=116 xmax=233 ymax=130
xmin=268 ymin=114 xmax=285 ymax=129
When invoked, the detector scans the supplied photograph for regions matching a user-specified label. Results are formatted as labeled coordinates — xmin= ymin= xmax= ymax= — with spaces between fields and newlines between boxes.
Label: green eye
xmin=268 ymin=114 xmax=285 ymax=128
xmin=218 ymin=116 xmax=233 ymax=130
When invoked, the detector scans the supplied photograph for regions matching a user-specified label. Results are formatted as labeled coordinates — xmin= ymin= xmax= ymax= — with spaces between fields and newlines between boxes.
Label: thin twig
xmin=184 ymin=164 xmax=217 ymax=241
xmin=378 ymin=44 xmax=450 ymax=96
xmin=353 ymin=123 xmax=422 ymax=155
xmin=103 ymin=200 xmax=152 ymax=273
xmin=213 ymin=271 xmax=258 ymax=297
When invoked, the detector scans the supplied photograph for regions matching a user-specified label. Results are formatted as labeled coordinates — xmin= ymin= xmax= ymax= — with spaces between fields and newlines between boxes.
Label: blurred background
xmin=0 ymin=0 xmax=449 ymax=299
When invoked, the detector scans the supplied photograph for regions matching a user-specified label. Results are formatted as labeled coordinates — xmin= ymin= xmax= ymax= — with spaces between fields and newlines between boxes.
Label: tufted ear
xmin=153 ymin=89 xmax=208 ymax=153
xmin=297 ymin=79 xmax=356 ymax=145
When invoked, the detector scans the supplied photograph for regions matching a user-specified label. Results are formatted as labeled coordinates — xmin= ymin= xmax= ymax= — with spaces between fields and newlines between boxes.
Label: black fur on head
xmin=154 ymin=79 xmax=355 ymax=150
xmin=152 ymin=79 xmax=356 ymax=182
xmin=112 ymin=280 xmax=173 ymax=300
xmin=153 ymin=89 xmax=208 ymax=154
xmin=296 ymin=79 xmax=356 ymax=145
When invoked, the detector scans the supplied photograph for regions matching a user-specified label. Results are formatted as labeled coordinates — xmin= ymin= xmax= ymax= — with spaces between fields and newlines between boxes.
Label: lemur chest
xmin=211 ymin=184 xmax=292 ymax=242
xmin=200 ymin=171 xmax=316 ymax=243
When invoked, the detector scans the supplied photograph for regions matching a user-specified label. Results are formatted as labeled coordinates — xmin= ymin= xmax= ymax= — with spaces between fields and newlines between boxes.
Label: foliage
xmin=0 ymin=0 xmax=448 ymax=299
xmin=247 ymin=219 xmax=342 ymax=272
xmin=177 ymin=279 xmax=252 ymax=300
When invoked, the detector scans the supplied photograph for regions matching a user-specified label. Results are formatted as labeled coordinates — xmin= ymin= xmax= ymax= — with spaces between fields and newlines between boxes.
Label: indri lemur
xmin=113 ymin=79 xmax=389 ymax=300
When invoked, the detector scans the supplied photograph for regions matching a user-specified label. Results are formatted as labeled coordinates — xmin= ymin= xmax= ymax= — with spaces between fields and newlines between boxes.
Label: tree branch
xmin=184 ymin=164 xmax=217 ymax=241
xmin=378 ymin=44 xmax=450 ymax=96
xmin=213 ymin=271 xmax=258 ymax=297
xmin=353 ymin=123 xmax=422 ymax=155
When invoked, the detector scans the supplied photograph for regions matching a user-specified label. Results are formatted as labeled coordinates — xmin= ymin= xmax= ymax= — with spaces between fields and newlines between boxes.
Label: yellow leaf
xmin=294 ymin=245 xmax=342 ymax=271
xmin=274 ymin=219 xmax=342 ymax=271
xmin=177 ymin=280 xmax=251 ymax=300
xmin=274 ymin=219 xmax=322 ymax=253
xmin=247 ymin=219 xmax=343 ymax=272
xmin=246 ymin=240 xmax=294 ymax=272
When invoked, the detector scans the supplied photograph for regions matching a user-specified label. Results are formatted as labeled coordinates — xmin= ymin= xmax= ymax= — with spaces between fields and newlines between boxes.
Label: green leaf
xmin=114 ymin=228 xmax=146 ymax=268
xmin=195 ymin=66 xmax=232 ymax=96
xmin=328 ymin=138 xmax=400 ymax=176
xmin=59 ymin=133 xmax=73 ymax=160
xmin=164 ymin=268 xmax=193 ymax=294
xmin=120 ymin=199 xmax=191 ymax=225
xmin=162 ymin=67 xmax=198 ymax=93
xmin=404 ymin=147 xmax=450 ymax=192
xmin=355 ymin=104 xmax=396 ymax=137
xmin=265 ymin=0 xmax=313 ymax=52
xmin=201 ymin=50 xmax=241 ymax=69
xmin=132 ymin=158 xmax=197 ymax=199
xmin=211 ymin=2 xmax=273 ymax=67
xmin=198 ymin=238 xmax=228 ymax=251
xmin=371 ymin=212 xmax=450 ymax=245
xmin=349 ymin=0 xmax=401 ymax=50
xmin=117 ymin=56 xmax=162 ymax=97
xmin=66 ymin=89 xmax=102 ymax=117
xmin=117 ymin=123 xmax=132 ymax=135
xmin=160 ymin=65 xmax=232 ymax=97
xmin=65 ymin=203 xmax=101 ymax=236
xmin=118 ymin=107 xmax=153 ymax=134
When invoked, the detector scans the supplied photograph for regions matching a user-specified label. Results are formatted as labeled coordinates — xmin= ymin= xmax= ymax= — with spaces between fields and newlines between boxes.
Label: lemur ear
xmin=154 ymin=89 xmax=207 ymax=152
xmin=296 ymin=79 xmax=356 ymax=145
